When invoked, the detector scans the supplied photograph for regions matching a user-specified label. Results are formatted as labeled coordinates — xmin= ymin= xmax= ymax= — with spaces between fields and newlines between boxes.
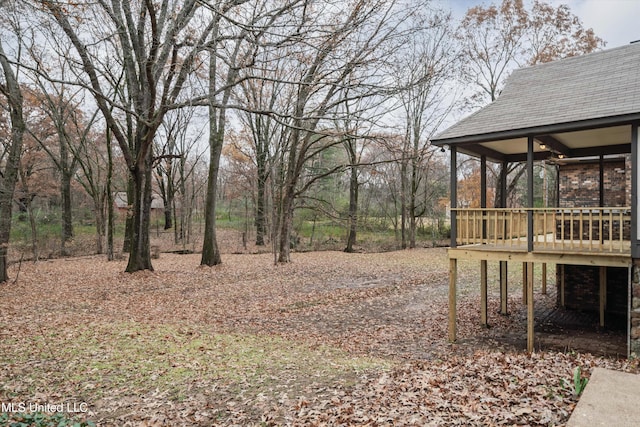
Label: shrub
xmin=0 ymin=411 xmax=95 ymax=427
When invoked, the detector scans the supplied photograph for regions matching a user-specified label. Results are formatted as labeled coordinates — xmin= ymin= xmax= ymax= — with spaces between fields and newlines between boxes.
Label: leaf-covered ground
xmin=0 ymin=248 xmax=637 ymax=426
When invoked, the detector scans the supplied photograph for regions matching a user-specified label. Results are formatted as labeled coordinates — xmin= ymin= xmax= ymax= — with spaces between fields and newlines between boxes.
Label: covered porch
xmin=432 ymin=43 xmax=640 ymax=355
xmin=444 ymin=150 xmax=636 ymax=354
xmin=447 ymin=206 xmax=632 ymax=353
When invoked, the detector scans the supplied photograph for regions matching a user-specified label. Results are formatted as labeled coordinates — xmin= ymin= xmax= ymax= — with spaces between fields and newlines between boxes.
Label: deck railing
xmin=453 ymin=207 xmax=631 ymax=253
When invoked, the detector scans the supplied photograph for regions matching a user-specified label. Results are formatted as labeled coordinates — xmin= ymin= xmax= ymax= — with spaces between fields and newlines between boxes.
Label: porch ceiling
xmin=466 ymin=124 xmax=632 ymax=162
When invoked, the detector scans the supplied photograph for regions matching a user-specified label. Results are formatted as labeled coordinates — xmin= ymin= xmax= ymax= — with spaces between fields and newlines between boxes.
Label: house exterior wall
xmin=557 ymin=157 xmax=630 ymax=336
xmin=558 ymin=159 xmax=627 ymax=208
xmin=557 ymin=265 xmax=628 ymax=316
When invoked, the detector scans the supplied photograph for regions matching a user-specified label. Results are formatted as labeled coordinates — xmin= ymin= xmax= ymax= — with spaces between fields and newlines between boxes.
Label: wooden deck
xmin=447 ymin=208 xmax=632 ymax=355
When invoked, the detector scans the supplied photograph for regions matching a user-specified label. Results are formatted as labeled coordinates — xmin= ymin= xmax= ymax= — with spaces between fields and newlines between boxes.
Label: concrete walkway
xmin=567 ymin=367 xmax=640 ymax=426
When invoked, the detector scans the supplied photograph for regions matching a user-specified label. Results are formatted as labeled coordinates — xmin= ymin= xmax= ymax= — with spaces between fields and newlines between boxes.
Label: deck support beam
xmin=449 ymin=258 xmax=457 ymax=342
xmin=600 ymin=266 xmax=607 ymax=327
xmin=527 ymin=261 xmax=535 ymax=353
xmin=500 ymin=261 xmax=508 ymax=315
xmin=481 ymin=260 xmax=488 ymax=327
xmin=522 ymin=262 xmax=528 ymax=304
xmin=527 ymin=136 xmax=534 ymax=252
xmin=542 ymin=263 xmax=547 ymax=295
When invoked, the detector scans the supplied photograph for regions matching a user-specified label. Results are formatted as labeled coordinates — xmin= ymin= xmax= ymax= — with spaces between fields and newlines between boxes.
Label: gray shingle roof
xmin=433 ymin=43 xmax=640 ymax=144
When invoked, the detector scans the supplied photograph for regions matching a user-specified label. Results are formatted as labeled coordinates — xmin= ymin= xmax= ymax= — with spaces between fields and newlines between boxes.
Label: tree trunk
xmin=177 ymin=159 xmax=188 ymax=245
xmin=0 ymin=41 xmax=25 ymax=283
xmin=162 ymin=161 xmax=174 ymax=230
xmin=400 ymin=159 xmax=408 ymax=249
xmin=173 ymin=197 xmax=179 ymax=244
xmin=94 ymin=198 xmax=104 ymax=254
xmin=0 ymin=142 xmax=22 ymax=278
xmin=344 ymin=163 xmax=358 ymax=253
xmin=125 ymin=155 xmax=153 ymax=273
xmin=163 ymin=202 xmax=173 ymax=230
xmin=60 ymin=170 xmax=74 ymax=255
xmin=59 ymin=128 xmax=74 ymax=253
xmin=19 ymin=170 xmax=38 ymax=262
xmin=201 ymin=132 xmax=224 ymax=266
xmin=277 ymin=181 xmax=295 ymax=263
xmin=106 ymin=127 xmax=115 ymax=261
xmin=122 ymin=176 xmax=134 ymax=253
xmin=409 ymin=214 xmax=417 ymax=249
xmin=255 ymin=152 xmax=268 ymax=246
xmin=201 ymin=32 xmax=240 ymax=266
xmin=409 ymin=157 xmax=418 ymax=249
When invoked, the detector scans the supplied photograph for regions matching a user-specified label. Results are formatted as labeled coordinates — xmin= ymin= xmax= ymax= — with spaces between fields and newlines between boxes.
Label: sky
xmin=440 ymin=0 xmax=640 ymax=49
xmin=561 ymin=0 xmax=640 ymax=48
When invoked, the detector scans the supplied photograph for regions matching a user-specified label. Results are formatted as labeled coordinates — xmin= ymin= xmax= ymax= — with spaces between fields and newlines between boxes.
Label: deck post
xmin=522 ymin=262 xmax=528 ymax=304
xmin=481 ymin=260 xmax=488 ymax=327
xmin=449 ymin=258 xmax=458 ymax=342
xmin=527 ymin=261 xmax=535 ymax=353
xmin=542 ymin=263 xmax=547 ymax=295
xmin=499 ymin=161 xmax=508 ymax=315
xmin=500 ymin=261 xmax=508 ymax=315
xmin=560 ymin=264 xmax=565 ymax=307
xmin=632 ymin=122 xmax=640 ymax=257
xmin=481 ymin=156 xmax=487 ymax=241
xmin=600 ymin=266 xmax=607 ymax=327
xmin=631 ymin=122 xmax=639 ymax=353
xmin=527 ymin=136 xmax=534 ymax=252
xmin=450 ymin=146 xmax=457 ymax=249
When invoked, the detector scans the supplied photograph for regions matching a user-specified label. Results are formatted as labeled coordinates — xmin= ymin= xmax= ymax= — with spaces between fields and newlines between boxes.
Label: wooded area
xmin=0 ymin=0 xmax=603 ymax=280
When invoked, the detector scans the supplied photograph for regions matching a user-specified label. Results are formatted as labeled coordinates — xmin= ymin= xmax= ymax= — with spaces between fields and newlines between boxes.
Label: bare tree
xmin=41 ymin=0 xmax=215 ymax=272
xmin=331 ymin=84 xmax=383 ymax=253
xmin=457 ymin=0 xmax=527 ymax=105
xmin=0 ymin=36 xmax=25 ymax=282
xmin=274 ymin=0 xmax=423 ymax=263
xmin=154 ymin=108 xmax=205 ymax=244
xmin=236 ymin=53 xmax=293 ymax=247
xmin=0 ymin=0 xmax=30 ymax=281
xmin=526 ymin=0 xmax=604 ymax=66
xmin=457 ymin=0 xmax=604 ymax=104
xmin=392 ymin=10 xmax=457 ymax=248
xmin=26 ymin=45 xmax=89 ymax=254
xmin=456 ymin=0 xmax=605 ymax=207
xmin=70 ymin=119 xmax=110 ymax=254
xmin=200 ymin=0 xmax=304 ymax=266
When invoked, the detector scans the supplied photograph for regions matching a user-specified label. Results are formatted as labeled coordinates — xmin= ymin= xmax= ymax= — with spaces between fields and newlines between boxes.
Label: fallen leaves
xmin=289 ymin=351 xmax=638 ymax=426
xmin=0 ymin=249 xmax=637 ymax=425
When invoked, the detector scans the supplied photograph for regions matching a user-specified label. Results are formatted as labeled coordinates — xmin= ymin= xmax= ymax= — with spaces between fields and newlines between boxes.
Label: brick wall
xmin=558 ymin=265 xmax=628 ymax=315
xmin=558 ymin=159 xmax=627 ymax=208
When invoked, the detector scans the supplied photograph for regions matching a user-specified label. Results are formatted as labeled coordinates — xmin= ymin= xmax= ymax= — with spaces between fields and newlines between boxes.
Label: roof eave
xmin=431 ymin=112 xmax=640 ymax=147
